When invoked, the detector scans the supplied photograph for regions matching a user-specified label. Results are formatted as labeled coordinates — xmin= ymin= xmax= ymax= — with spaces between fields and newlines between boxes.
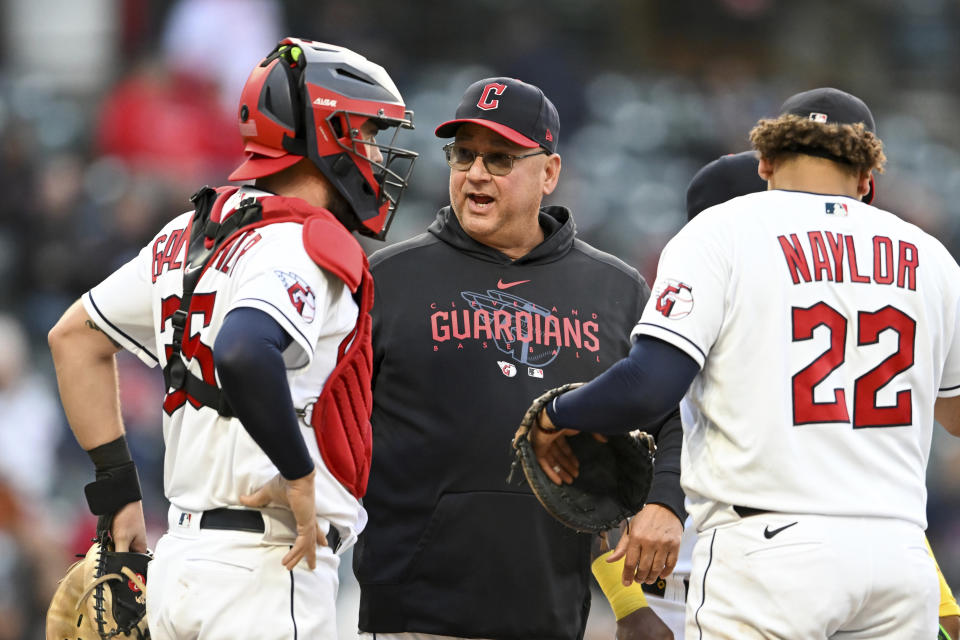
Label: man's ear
xmin=758 ymin=156 xmax=775 ymax=182
xmin=542 ymin=153 xmax=562 ymax=196
xmin=857 ymin=171 xmax=872 ymax=199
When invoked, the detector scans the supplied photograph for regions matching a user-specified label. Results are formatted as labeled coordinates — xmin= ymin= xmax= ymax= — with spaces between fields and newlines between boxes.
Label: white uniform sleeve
xmin=935 ymin=242 xmax=960 ymax=396
xmin=631 ymin=217 xmax=729 ymax=368
xmin=227 ymin=233 xmax=351 ymax=370
xmin=82 ymin=245 xmax=160 ymax=368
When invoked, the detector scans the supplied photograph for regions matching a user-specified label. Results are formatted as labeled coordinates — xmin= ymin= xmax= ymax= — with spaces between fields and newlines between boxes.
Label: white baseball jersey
xmin=633 ymin=190 xmax=960 ymax=532
xmin=82 ymin=186 xmax=367 ymax=542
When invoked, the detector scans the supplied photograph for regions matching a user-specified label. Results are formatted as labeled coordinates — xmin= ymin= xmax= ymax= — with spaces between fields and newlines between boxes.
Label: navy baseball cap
xmin=435 ymin=77 xmax=559 ymax=153
xmin=686 ymin=151 xmax=765 ymax=220
xmin=778 ymin=87 xmax=877 ymax=204
xmin=779 ymin=87 xmax=876 ymax=133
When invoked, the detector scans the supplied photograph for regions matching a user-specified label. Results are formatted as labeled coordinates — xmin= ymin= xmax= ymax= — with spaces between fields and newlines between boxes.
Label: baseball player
xmin=48 ymin=38 xmax=416 ymax=639
xmin=655 ymin=148 xmax=960 ymax=640
xmin=531 ymin=87 xmax=960 ymax=638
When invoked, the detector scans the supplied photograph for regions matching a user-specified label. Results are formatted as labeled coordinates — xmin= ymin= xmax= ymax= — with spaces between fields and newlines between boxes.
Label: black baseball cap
xmin=779 ymin=87 xmax=876 ymax=133
xmin=778 ymin=87 xmax=877 ymax=203
xmin=686 ymin=151 xmax=765 ymax=220
xmin=435 ymin=77 xmax=559 ymax=153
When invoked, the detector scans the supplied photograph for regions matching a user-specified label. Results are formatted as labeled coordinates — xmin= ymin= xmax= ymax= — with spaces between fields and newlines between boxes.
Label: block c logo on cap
xmin=477 ymin=83 xmax=507 ymax=110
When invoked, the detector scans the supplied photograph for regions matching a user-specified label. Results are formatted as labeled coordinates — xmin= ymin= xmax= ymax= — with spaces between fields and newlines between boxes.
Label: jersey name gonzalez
xmin=151 ymin=228 xmax=188 ymax=283
xmin=150 ymin=225 xmax=264 ymax=284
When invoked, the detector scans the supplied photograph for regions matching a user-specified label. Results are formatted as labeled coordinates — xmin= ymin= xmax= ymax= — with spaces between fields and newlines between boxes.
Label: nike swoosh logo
xmin=763 ymin=521 xmax=798 ymax=539
xmin=497 ymin=278 xmax=530 ymax=290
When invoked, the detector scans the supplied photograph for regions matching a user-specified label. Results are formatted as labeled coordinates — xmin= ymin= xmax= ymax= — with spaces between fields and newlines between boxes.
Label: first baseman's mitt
xmin=510 ymin=383 xmax=656 ymax=534
xmin=46 ymin=532 xmax=150 ymax=640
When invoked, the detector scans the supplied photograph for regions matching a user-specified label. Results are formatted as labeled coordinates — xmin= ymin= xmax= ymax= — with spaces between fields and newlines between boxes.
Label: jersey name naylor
xmin=777 ymin=231 xmax=918 ymax=291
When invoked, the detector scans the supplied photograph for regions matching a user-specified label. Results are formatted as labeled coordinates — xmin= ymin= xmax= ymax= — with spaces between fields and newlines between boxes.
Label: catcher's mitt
xmin=46 ymin=533 xmax=150 ymax=640
xmin=510 ymin=383 xmax=656 ymax=534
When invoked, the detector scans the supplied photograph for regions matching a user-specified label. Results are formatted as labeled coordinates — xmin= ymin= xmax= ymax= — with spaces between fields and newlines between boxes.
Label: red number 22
xmin=791 ymin=303 xmax=915 ymax=428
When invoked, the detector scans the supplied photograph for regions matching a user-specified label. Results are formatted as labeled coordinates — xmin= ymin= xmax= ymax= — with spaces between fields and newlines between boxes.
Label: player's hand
xmin=240 ymin=469 xmax=328 ymax=571
xmin=111 ymin=501 xmax=148 ymax=553
xmin=615 ymin=606 xmax=674 ymax=640
xmin=531 ymin=408 xmax=607 ymax=485
xmin=609 ymin=503 xmax=682 ymax=586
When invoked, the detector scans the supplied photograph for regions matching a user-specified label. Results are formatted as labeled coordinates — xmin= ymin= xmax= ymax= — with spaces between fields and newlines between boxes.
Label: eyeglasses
xmin=443 ymin=142 xmax=547 ymax=176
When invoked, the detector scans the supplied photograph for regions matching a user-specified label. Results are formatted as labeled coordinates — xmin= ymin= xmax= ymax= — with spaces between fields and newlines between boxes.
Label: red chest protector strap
xmin=166 ymin=185 xmax=374 ymax=498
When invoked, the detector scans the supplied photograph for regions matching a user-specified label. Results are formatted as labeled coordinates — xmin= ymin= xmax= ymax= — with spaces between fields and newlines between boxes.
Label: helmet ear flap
xmin=330 ymin=154 xmax=354 ymax=177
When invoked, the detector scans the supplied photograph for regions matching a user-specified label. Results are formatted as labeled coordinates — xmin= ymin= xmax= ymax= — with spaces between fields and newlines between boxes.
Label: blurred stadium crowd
xmin=2 ymin=0 xmax=960 ymax=637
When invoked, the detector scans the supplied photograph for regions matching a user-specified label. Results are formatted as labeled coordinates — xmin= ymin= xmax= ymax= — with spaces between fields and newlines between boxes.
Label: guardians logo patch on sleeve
xmin=654 ymin=279 xmax=694 ymax=319
xmin=275 ymin=270 xmax=316 ymax=322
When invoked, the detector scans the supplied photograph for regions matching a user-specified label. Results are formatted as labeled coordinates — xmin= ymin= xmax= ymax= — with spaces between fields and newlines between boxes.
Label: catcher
xmin=47 ymin=38 xmax=417 ymax=639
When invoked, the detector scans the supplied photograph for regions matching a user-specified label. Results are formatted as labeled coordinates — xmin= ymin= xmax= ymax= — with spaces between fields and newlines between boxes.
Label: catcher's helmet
xmin=229 ymin=37 xmax=417 ymax=239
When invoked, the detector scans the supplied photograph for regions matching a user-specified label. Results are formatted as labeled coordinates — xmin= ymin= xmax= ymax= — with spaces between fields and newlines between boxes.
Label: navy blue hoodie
xmin=355 ymin=206 xmax=684 ymax=639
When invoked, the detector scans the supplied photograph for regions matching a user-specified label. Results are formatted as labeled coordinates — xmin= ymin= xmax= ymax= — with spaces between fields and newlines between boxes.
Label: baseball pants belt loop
xmin=200 ymin=507 xmax=265 ymax=533
xmin=326 ymin=526 xmax=341 ymax=553
xmin=733 ymin=505 xmax=771 ymax=518
xmin=641 ymin=574 xmax=690 ymax=601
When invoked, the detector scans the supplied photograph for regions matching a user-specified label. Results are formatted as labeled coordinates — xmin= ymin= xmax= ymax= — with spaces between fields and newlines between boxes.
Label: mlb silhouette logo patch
xmin=825 ymin=202 xmax=848 ymax=216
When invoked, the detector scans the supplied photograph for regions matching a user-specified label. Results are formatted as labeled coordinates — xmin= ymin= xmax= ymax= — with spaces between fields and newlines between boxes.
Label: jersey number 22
xmin=792 ymin=302 xmax=915 ymax=428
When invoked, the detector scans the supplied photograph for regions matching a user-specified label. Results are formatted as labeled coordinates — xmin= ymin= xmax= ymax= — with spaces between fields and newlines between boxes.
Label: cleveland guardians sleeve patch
xmin=275 ymin=270 xmax=317 ymax=323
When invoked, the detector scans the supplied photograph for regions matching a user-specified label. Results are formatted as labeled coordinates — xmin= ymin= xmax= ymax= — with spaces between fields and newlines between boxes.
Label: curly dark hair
xmin=749 ymin=115 xmax=886 ymax=174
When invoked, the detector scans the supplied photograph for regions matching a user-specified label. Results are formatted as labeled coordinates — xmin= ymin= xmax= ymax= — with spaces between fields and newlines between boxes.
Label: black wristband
xmin=87 ymin=435 xmax=134 ymax=471
xmin=83 ymin=436 xmax=142 ymax=515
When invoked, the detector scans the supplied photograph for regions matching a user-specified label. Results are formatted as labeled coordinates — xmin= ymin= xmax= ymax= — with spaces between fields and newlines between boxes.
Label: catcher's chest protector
xmin=172 ymin=186 xmax=375 ymax=499
xmin=304 ymin=263 xmax=374 ymax=499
